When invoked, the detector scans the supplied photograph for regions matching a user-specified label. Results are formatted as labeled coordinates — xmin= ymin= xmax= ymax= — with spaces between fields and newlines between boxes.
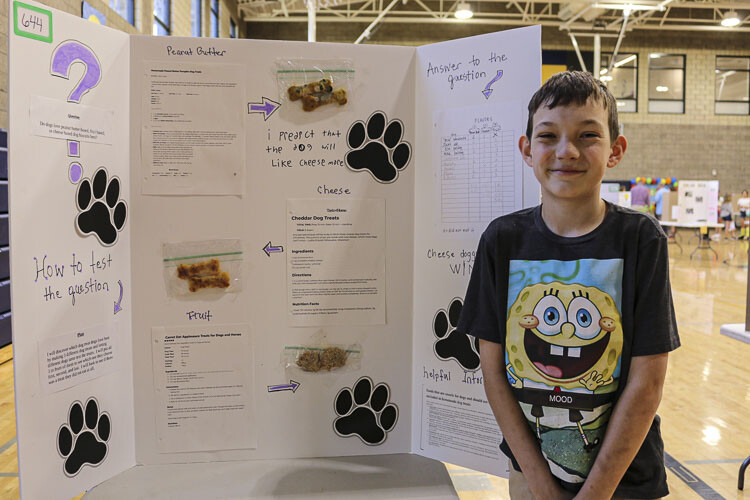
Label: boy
xmin=458 ymin=71 xmax=680 ymax=499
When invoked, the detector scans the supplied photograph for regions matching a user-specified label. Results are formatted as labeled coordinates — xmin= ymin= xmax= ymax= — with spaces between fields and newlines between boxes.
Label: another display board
xmin=678 ymin=180 xmax=719 ymax=224
xmin=9 ymin=2 xmax=541 ymax=498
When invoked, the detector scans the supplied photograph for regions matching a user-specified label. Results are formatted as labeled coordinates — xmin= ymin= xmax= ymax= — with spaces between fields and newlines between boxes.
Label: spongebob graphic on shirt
xmin=505 ymin=259 xmax=624 ymax=484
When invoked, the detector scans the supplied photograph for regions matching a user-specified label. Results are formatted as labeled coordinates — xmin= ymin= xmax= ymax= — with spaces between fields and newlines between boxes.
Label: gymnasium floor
xmin=1 ymin=235 xmax=749 ymax=499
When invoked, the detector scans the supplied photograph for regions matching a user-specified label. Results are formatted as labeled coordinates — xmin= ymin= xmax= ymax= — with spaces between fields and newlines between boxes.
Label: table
xmin=659 ymin=221 xmax=724 ymax=260
xmin=83 ymin=453 xmax=459 ymax=499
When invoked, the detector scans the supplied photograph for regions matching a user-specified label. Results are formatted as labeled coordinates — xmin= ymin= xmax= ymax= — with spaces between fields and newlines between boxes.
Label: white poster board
xmin=9 ymin=2 xmax=541 ymax=497
xmin=618 ymin=191 xmax=632 ymax=208
xmin=9 ymin=5 xmax=135 ymax=499
xmin=600 ymin=182 xmax=621 ymax=205
xmin=412 ymin=31 xmax=541 ymax=475
xmin=678 ymin=180 xmax=719 ymax=224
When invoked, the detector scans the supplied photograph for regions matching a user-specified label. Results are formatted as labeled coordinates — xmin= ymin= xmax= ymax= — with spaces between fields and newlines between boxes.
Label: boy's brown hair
xmin=525 ymin=70 xmax=620 ymax=144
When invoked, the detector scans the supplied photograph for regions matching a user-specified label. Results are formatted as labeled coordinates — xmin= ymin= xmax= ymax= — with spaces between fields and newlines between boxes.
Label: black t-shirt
xmin=458 ymin=201 xmax=680 ymax=499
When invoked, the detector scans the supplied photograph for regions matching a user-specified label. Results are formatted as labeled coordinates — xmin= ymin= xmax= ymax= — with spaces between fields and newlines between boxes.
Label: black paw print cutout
xmin=333 ymin=376 xmax=398 ymax=446
xmin=345 ymin=111 xmax=411 ymax=183
xmin=75 ymin=167 xmax=127 ymax=246
xmin=433 ymin=297 xmax=480 ymax=371
xmin=57 ymin=398 xmax=111 ymax=476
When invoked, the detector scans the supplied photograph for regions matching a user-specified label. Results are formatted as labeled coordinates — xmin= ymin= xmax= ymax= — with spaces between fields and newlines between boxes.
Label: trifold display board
xmin=9 ymin=2 xmax=540 ymax=498
xmin=678 ymin=180 xmax=719 ymax=224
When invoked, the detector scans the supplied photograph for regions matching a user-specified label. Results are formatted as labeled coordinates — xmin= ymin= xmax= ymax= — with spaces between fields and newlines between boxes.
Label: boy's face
xmin=519 ymin=98 xmax=626 ymax=203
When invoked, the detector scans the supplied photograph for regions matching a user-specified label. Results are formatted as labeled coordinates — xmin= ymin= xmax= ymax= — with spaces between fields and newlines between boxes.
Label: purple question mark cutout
xmin=50 ymin=40 xmax=102 ymax=103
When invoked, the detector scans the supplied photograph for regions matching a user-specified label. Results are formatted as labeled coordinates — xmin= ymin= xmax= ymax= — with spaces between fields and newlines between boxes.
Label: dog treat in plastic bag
xmin=301 ymin=89 xmax=348 ymax=111
xmin=177 ymin=258 xmax=221 ymax=279
xmin=296 ymin=350 xmax=323 ymax=372
xmin=187 ymin=271 xmax=231 ymax=292
xmin=284 ymin=344 xmax=361 ymax=373
xmin=163 ymin=239 xmax=242 ymax=297
xmin=277 ymin=59 xmax=354 ymax=113
xmin=288 ymin=78 xmax=333 ymax=101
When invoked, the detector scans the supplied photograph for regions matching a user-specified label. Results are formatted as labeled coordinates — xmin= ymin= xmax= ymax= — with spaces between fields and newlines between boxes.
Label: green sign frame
xmin=13 ymin=1 xmax=54 ymax=43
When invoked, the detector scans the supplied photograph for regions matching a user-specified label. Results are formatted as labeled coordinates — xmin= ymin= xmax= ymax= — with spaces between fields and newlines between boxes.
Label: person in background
xmin=738 ymin=190 xmax=750 ymax=240
xmin=720 ymin=193 xmax=734 ymax=240
xmin=630 ymin=179 xmax=650 ymax=213
xmin=654 ymin=183 xmax=671 ymax=221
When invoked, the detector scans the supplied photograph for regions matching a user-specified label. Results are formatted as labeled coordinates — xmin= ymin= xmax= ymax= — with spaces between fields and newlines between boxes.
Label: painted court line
xmin=0 ymin=437 xmax=16 ymax=455
xmin=0 ymin=472 xmax=19 ymax=477
xmin=665 ymin=452 xmax=725 ymax=499
xmin=684 ymin=458 xmax=744 ymax=465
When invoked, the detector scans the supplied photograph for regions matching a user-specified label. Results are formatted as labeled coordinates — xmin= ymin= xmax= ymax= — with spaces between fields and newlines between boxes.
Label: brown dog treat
xmin=288 ymin=78 xmax=333 ymax=101
xmin=297 ymin=350 xmax=322 ymax=372
xmin=177 ymin=259 xmax=221 ymax=279
xmin=301 ymin=95 xmax=322 ymax=111
xmin=188 ymin=271 xmax=231 ymax=292
xmin=320 ymin=347 xmax=347 ymax=370
xmin=331 ymin=88 xmax=347 ymax=105
xmin=301 ymin=89 xmax=348 ymax=112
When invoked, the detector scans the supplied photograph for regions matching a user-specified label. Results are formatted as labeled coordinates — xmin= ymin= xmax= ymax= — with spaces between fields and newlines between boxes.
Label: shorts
xmin=508 ymin=469 xmax=659 ymax=500
xmin=741 ymin=210 xmax=747 ymax=218
xmin=722 ymin=215 xmax=732 ymax=221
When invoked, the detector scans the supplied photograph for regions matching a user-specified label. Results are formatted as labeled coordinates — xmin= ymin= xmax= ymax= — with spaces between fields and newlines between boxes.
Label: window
xmin=715 ymin=56 xmax=749 ymax=115
xmin=191 ymin=0 xmax=202 ymax=37
xmin=600 ymin=53 xmax=638 ymax=112
xmin=230 ymin=18 xmax=237 ymax=38
xmin=648 ymin=53 xmax=685 ymax=113
xmin=110 ymin=0 xmax=135 ymax=25
xmin=153 ymin=0 xmax=170 ymax=36
xmin=210 ymin=0 xmax=219 ymax=37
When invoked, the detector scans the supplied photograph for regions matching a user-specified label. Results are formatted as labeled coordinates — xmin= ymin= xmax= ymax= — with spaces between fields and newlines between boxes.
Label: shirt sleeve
xmin=631 ymin=233 xmax=680 ymax=356
xmin=457 ymin=231 xmax=504 ymax=344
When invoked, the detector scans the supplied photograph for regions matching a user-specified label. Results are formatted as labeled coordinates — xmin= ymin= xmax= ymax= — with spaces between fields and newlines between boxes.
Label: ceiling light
xmin=454 ymin=2 xmax=473 ymax=19
xmin=600 ymin=68 xmax=609 ymax=75
xmin=601 ymin=75 xmax=614 ymax=82
xmin=614 ymin=54 xmax=637 ymax=68
xmin=721 ymin=10 xmax=740 ymax=27
xmin=656 ymin=85 xmax=669 ymax=92
xmin=593 ymin=3 xmax=662 ymax=11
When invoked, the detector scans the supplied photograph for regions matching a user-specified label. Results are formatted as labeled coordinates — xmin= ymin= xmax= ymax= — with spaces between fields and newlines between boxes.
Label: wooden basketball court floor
xmin=1 ymin=237 xmax=748 ymax=499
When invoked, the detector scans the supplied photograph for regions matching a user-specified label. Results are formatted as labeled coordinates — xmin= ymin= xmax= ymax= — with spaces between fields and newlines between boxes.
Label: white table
xmin=659 ymin=221 xmax=724 ymax=260
xmin=83 ymin=454 xmax=459 ymax=499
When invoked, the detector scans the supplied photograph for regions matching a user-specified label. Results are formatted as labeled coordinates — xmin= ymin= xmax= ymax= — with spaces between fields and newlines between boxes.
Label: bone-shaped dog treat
xmin=188 ymin=271 xmax=231 ymax=292
xmin=177 ymin=258 xmax=221 ymax=279
xmin=302 ymin=89 xmax=348 ymax=111
xmin=287 ymin=78 xmax=334 ymax=101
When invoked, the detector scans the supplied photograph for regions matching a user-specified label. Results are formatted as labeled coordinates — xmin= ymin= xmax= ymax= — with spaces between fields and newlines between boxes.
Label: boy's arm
xmin=574 ymin=353 xmax=669 ymax=500
xmin=480 ymin=340 xmax=573 ymax=500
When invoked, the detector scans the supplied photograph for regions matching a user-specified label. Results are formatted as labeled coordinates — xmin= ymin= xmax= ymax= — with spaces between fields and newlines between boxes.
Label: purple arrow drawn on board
xmin=114 ymin=280 xmax=123 ymax=314
xmin=482 ymin=70 xmax=503 ymax=99
xmin=248 ymin=97 xmax=281 ymax=120
xmin=50 ymin=40 xmax=102 ymax=103
xmin=263 ymin=241 xmax=284 ymax=257
xmin=267 ymin=380 xmax=300 ymax=393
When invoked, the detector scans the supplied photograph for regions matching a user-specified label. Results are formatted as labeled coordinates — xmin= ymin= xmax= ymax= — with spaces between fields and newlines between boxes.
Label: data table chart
xmin=440 ymin=125 xmax=517 ymax=230
xmin=435 ymin=103 xmax=521 ymax=235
